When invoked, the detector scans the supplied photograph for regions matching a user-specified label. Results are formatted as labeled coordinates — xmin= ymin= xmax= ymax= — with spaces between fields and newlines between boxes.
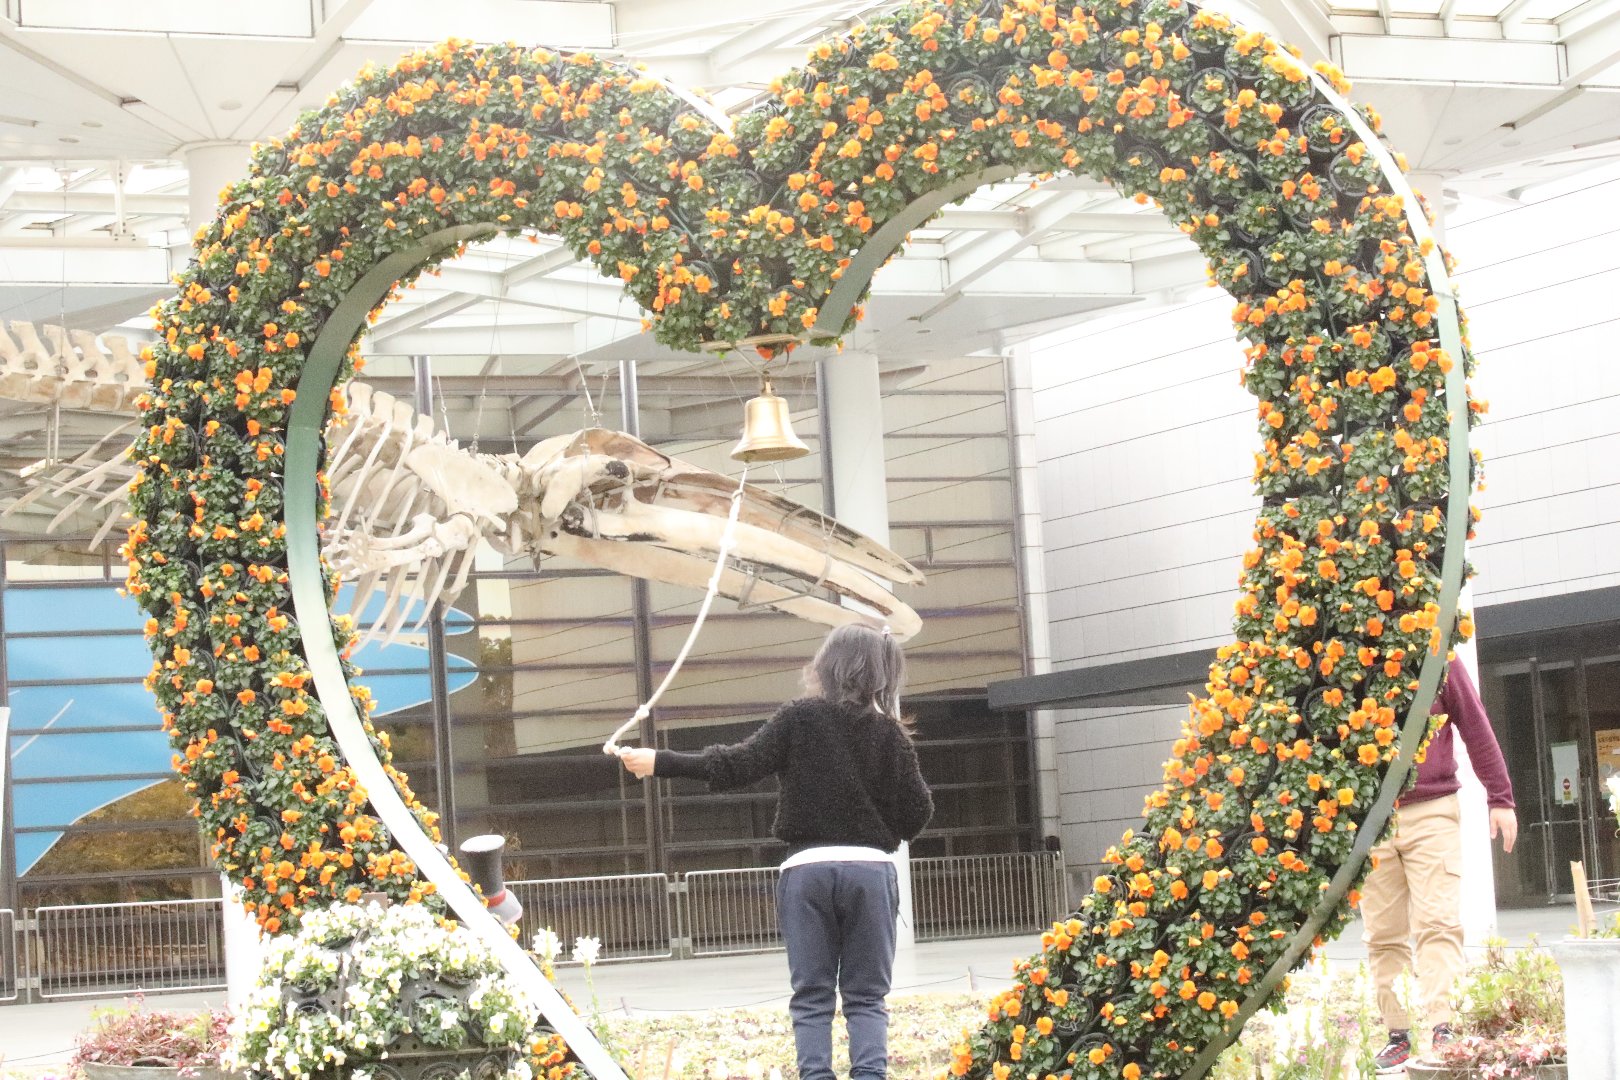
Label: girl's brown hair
xmin=803 ymin=623 xmax=909 ymax=727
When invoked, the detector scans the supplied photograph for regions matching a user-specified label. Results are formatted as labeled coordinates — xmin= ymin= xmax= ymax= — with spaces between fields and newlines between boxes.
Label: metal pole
xmin=413 ymin=355 xmax=458 ymax=853
xmin=0 ymin=540 xmax=16 ymax=919
xmin=815 ymin=358 xmax=837 ymax=519
xmin=618 ymin=357 xmax=664 ymax=874
xmin=1529 ymin=658 xmax=1557 ymax=902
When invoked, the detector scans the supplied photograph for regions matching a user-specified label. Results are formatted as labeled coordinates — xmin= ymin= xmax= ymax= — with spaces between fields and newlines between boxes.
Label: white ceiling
xmin=0 ymin=0 xmax=1617 ymax=447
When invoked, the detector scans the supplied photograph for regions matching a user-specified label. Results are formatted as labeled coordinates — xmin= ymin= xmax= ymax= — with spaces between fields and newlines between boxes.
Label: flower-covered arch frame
xmin=127 ymin=1 xmax=1475 ymax=1077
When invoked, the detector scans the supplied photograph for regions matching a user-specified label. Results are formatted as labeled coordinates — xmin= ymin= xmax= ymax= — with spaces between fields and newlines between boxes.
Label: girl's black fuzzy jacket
xmin=654 ymin=697 xmax=934 ymax=855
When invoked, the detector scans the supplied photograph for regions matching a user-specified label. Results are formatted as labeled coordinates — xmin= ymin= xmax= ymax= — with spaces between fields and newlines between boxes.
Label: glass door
xmin=1584 ymin=657 xmax=1620 ymax=889
xmin=1489 ymin=662 xmax=1550 ymax=903
xmin=1487 ymin=656 xmax=1615 ymax=903
xmin=1536 ymin=660 xmax=1591 ymax=899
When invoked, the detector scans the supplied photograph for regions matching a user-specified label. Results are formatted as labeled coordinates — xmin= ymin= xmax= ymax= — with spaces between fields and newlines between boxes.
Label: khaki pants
xmin=1361 ymin=793 xmax=1464 ymax=1030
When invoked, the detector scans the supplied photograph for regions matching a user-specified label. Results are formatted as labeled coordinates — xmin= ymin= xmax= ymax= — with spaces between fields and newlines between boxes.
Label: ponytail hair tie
xmin=881 ymin=625 xmax=893 ymax=638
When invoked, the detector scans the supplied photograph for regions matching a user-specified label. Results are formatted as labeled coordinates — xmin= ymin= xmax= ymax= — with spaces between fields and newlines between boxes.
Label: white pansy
xmin=231 ymin=902 xmax=541 ymax=1080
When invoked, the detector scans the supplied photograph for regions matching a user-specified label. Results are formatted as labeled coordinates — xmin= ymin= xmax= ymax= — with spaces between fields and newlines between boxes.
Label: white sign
xmin=1551 ymin=740 xmax=1581 ymax=807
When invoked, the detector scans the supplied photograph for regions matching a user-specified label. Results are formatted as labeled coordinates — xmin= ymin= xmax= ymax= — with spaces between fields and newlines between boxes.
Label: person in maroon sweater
xmin=1367 ymin=659 xmax=1517 ymax=1074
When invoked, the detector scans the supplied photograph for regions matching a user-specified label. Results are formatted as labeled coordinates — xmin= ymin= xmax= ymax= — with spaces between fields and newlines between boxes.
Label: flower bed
xmin=229 ymin=902 xmax=564 ymax=1080
xmin=127 ymin=0 xmax=1475 ymax=1075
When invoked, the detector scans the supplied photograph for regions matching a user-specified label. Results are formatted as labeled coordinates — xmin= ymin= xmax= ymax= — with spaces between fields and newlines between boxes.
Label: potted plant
xmin=227 ymin=901 xmax=541 ymax=1080
xmin=1411 ymin=943 xmax=1567 ymax=1080
xmin=71 ymin=999 xmax=233 ymax=1079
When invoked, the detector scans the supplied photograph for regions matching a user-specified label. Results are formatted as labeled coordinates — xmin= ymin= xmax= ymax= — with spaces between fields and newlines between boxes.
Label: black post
xmin=618 ymin=357 xmax=664 ymax=874
xmin=413 ymin=355 xmax=458 ymax=853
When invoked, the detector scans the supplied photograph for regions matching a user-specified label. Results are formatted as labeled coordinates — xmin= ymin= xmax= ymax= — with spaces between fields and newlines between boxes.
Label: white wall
xmin=1033 ymin=164 xmax=1620 ymax=878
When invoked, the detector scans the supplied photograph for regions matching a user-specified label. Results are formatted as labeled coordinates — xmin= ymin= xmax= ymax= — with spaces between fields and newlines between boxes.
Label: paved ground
xmin=0 ymin=904 xmax=1583 ymax=1074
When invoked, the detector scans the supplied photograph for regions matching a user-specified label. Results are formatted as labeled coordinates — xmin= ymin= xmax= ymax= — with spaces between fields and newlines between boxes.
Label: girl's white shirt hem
xmin=780 ymin=845 xmax=891 ymax=869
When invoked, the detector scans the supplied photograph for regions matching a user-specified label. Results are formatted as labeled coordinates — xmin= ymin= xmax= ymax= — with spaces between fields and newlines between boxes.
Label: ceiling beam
xmin=1334 ymin=34 xmax=1563 ymax=86
xmin=1438 ymin=0 xmax=1462 ymax=35
xmin=709 ymin=10 xmax=834 ymax=74
xmin=503 ymin=244 xmax=583 ymax=288
xmin=1133 ymin=250 xmax=1213 ymax=294
xmin=1494 ymin=0 xmax=1540 ymax=33
xmin=375 ymin=266 xmax=643 ymax=333
xmin=4 ymin=191 xmax=190 ymax=216
xmin=510 ymin=392 xmax=581 ymax=437
xmin=0 ymin=168 xmax=24 ymax=208
xmin=925 ymin=208 xmax=1179 ymax=234
xmin=499 ymin=290 xmax=644 ymax=324
xmin=634 ymin=48 xmax=814 ymax=90
xmin=941 ymin=189 xmax=1105 ymax=294
xmin=368 ymin=293 xmax=483 ymax=343
xmin=357 ymin=373 xmax=821 ymax=396
xmin=361 ymin=322 xmax=580 ymax=357
xmin=1560 ymin=3 xmax=1620 ymax=85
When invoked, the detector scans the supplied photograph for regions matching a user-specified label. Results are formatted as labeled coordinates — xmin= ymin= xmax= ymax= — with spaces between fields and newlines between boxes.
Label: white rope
xmin=602 ymin=462 xmax=751 ymax=754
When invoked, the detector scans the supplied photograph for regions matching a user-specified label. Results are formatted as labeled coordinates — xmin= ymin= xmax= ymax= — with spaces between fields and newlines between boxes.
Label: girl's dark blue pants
xmin=777 ymin=860 xmax=900 ymax=1080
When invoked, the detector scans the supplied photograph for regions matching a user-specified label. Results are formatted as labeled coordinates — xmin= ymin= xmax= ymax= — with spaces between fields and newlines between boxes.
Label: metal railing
xmin=31 ymin=898 xmax=226 ymax=1000
xmin=509 ymin=873 xmax=674 ymax=962
xmin=0 ymin=909 xmax=18 ymax=1003
xmin=912 ymin=851 xmax=1067 ymax=941
xmin=2 ymin=851 xmax=1070 ymax=1001
xmin=683 ymin=867 xmax=783 ymax=957
xmin=681 ymin=852 xmax=1069 ymax=956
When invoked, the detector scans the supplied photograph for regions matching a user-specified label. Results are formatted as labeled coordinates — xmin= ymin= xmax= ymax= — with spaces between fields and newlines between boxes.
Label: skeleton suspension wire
xmin=477 ymin=241 xmax=520 ymax=454
xmin=602 ymin=461 xmax=751 ymax=754
xmin=568 ymin=352 xmax=603 ymax=428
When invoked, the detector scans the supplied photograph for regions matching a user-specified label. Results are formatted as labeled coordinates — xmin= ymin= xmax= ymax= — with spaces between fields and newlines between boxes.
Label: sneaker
xmin=1375 ymin=1029 xmax=1412 ymax=1074
xmin=1422 ymin=1023 xmax=1456 ymax=1062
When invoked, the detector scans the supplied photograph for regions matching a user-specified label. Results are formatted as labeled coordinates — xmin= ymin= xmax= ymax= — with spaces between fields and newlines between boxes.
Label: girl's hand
xmin=618 ymin=747 xmax=656 ymax=779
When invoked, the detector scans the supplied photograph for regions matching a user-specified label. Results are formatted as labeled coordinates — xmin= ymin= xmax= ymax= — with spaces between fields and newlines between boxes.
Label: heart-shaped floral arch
xmin=125 ymin=0 xmax=1477 ymax=1076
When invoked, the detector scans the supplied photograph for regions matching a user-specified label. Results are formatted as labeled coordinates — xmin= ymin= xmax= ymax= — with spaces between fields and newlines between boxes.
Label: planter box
xmin=1408 ymin=1064 xmax=1567 ymax=1080
xmin=82 ymin=1066 xmax=233 ymax=1080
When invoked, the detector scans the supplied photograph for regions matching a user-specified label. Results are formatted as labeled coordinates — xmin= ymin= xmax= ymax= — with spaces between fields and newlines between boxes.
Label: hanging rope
xmin=602 ymin=462 xmax=751 ymax=755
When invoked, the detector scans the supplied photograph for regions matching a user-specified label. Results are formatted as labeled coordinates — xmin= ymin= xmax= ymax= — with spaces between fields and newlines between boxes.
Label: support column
xmin=1005 ymin=346 xmax=1062 ymax=847
xmin=414 ymin=355 xmax=459 ymax=855
xmin=0 ymin=542 xmax=16 ymax=919
xmin=183 ymin=143 xmax=251 ymax=235
xmin=817 ymin=351 xmax=917 ymax=949
xmin=620 ymin=358 xmax=665 ymax=874
xmin=1410 ymin=171 xmax=1497 ymax=946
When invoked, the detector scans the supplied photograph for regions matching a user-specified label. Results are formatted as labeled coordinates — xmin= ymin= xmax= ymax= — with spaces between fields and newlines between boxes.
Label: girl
xmin=617 ymin=623 xmax=933 ymax=1080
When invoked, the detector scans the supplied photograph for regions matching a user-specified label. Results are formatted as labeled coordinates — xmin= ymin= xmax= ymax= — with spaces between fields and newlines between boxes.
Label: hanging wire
xmin=567 ymin=352 xmax=604 ymax=428
xmin=472 ymin=237 xmax=522 ymax=453
xmin=601 ymin=461 xmax=752 ymax=753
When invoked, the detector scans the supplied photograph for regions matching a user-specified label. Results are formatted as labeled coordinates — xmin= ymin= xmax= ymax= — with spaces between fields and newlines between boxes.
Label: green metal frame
xmin=271 ymin=37 xmax=1471 ymax=1080
xmin=284 ymin=223 xmax=630 ymax=1080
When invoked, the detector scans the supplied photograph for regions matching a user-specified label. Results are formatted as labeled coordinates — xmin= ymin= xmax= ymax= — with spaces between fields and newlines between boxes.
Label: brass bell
xmin=731 ymin=378 xmax=811 ymax=463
